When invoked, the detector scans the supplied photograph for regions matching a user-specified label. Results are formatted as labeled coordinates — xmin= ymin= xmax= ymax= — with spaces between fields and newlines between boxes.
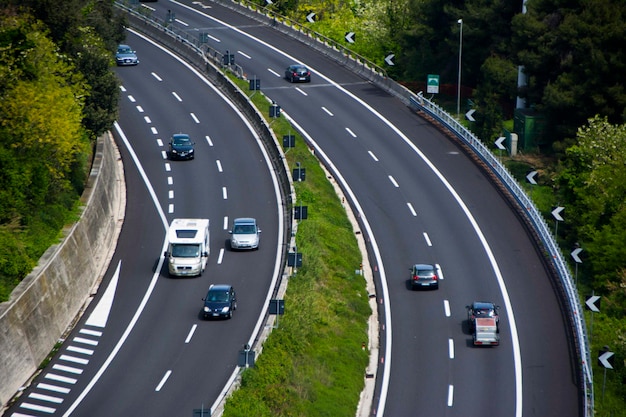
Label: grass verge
xmin=222 ymin=78 xmax=372 ymax=416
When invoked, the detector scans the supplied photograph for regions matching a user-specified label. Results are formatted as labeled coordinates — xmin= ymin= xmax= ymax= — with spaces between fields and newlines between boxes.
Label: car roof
xmin=412 ymin=263 xmax=435 ymax=269
xmin=118 ymin=44 xmax=132 ymax=50
xmin=172 ymin=133 xmax=190 ymax=139
xmin=233 ymin=217 xmax=256 ymax=224
xmin=209 ymin=284 xmax=232 ymax=292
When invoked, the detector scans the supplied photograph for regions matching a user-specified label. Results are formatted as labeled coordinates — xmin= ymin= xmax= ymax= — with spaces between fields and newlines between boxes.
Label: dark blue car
xmin=168 ymin=133 xmax=195 ymax=160
xmin=202 ymin=284 xmax=237 ymax=319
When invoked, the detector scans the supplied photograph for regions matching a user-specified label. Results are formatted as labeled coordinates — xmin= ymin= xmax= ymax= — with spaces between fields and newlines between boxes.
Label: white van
xmin=164 ymin=218 xmax=209 ymax=277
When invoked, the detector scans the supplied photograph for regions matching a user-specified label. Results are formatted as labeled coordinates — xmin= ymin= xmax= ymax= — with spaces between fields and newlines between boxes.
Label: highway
xmin=3 ymin=0 xmax=582 ymax=416
xmin=4 ymin=30 xmax=283 ymax=417
xmin=160 ymin=1 xmax=579 ymax=415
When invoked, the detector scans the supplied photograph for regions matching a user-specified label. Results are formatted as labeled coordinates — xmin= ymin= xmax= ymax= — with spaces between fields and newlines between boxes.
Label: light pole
xmin=457 ymin=18 xmax=463 ymax=119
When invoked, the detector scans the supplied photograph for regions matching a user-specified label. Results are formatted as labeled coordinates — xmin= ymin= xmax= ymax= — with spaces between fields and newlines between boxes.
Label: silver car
xmin=116 ymin=44 xmax=139 ymax=66
xmin=229 ymin=218 xmax=261 ymax=250
xmin=409 ymin=263 xmax=439 ymax=290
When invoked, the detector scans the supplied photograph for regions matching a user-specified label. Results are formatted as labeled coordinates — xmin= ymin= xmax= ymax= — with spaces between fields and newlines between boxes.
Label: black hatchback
xmin=168 ymin=133 xmax=195 ymax=160
xmin=285 ymin=64 xmax=311 ymax=83
xmin=202 ymin=284 xmax=237 ymax=319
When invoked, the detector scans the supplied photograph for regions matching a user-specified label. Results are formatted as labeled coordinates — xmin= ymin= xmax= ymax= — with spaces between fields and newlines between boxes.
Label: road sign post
xmin=551 ymin=206 xmax=564 ymax=236
xmin=598 ymin=345 xmax=615 ymax=403
xmin=571 ymin=244 xmax=583 ymax=283
xmin=585 ymin=292 xmax=600 ymax=338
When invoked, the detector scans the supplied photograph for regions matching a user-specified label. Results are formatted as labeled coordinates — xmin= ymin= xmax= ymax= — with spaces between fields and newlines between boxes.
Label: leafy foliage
xmin=512 ymin=0 xmax=626 ymax=145
xmin=0 ymin=2 xmax=121 ymax=300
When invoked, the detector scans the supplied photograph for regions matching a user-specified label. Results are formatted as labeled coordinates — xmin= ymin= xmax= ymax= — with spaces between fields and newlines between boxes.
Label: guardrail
xmin=119 ymin=1 xmax=593 ymax=414
xmin=410 ymin=93 xmax=594 ymax=415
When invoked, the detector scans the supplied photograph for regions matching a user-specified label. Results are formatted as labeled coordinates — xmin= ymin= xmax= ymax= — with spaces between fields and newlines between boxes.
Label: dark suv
xmin=202 ymin=284 xmax=237 ymax=319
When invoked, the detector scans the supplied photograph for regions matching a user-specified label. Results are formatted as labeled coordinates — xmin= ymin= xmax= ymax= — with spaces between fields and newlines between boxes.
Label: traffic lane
xmin=269 ymin=86 xmax=520 ymax=414
xmin=67 ymin=36 xmax=280 ymax=416
xmin=315 ymin=78 xmax=580 ymax=415
xmin=67 ymin=121 xmax=279 ymax=416
xmin=365 ymin=174 xmax=517 ymax=416
xmin=166 ymin=0 xmax=362 ymax=88
xmin=70 ymin=263 xmax=260 ymax=416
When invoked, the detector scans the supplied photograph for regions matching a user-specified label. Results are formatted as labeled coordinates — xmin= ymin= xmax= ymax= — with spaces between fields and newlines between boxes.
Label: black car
xmin=409 ymin=263 xmax=439 ymax=290
xmin=202 ymin=284 xmax=237 ymax=319
xmin=285 ymin=64 xmax=311 ymax=83
xmin=168 ymin=133 xmax=195 ymax=160
xmin=467 ymin=301 xmax=500 ymax=331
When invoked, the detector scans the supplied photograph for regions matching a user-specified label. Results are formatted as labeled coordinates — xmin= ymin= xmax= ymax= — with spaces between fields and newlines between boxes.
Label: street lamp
xmin=457 ymin=18 xmax=463 ymax=119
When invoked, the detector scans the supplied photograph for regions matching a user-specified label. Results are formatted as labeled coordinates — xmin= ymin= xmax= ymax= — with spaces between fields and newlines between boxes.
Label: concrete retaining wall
xmin=0 ymin=133 xmax=125 ymax=407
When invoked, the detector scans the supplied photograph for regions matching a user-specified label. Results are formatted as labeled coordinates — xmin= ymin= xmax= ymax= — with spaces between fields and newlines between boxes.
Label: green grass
xmin=222 ymin=76 xmax=371 ymax=417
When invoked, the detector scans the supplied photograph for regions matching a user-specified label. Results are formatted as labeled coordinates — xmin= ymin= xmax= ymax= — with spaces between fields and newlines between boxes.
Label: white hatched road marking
xmin=45 ymin=373 xmax=77 ymax=384
xmin=20 ymin=402 xmax=56 ymax=413
xmin=28 ymin=392 xmax=63 ymax=404
xmin=72 ymin=337 xmax=98 ymax=346
xmin=79 ymin=329 xmax=102 ymax=337
xmin=37 ymin=383 xmax=70 ymax=394
xmin=66 ymin=346 xmax=93 ymax=355
xmin=60 ymin=355 xmax=89 ymax=365
xmin=52 ymin=364 xmax=83 ymax=375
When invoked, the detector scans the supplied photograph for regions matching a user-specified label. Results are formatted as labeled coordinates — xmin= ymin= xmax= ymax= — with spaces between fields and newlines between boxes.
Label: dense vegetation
xmin=0 ymin=1 xmax=124 ymax=301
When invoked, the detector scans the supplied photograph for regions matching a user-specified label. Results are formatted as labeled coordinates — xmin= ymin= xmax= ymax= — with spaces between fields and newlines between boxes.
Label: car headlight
xmin=204 ymin=306 xmax=210 ymax=312
xmin=221 ymin=307 xmax=230 ymax=313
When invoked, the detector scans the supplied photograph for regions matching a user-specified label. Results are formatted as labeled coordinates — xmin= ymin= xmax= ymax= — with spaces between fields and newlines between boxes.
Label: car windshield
xmin=475 ymin=306 xmax=495 ymax=316
xmin=233 ymin=224 xmax=255 ymax=234
xmin=171 ymin=244 xmax=200 ymax=257
xmin=118 ymin=47 xmax=133 ymax=54
xmin=208 ymin=290 xmax=229 ymax=302
xmin=414 ymin=267 xmax=435 ymax=277
xmin=173 ymin=136 xmax=191 ymax=145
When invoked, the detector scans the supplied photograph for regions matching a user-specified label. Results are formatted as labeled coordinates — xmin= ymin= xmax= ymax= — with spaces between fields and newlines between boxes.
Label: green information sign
xmin=427 ymin=74 xmax=439 ymax=94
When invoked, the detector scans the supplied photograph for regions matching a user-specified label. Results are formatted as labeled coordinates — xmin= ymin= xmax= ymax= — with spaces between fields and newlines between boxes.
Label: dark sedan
xmin=168 ymin=133 xmax=195 ymax=160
